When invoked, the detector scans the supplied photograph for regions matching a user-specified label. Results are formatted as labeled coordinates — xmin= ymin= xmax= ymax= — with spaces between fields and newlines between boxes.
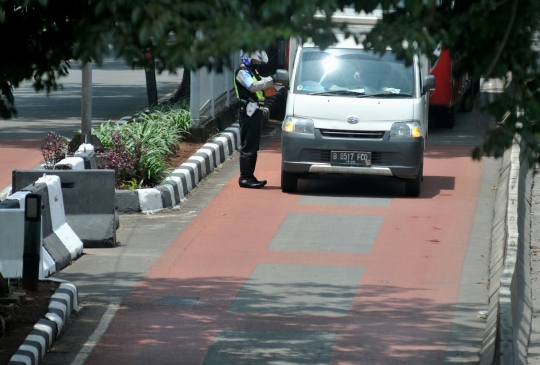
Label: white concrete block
xmin=182 ymin=163 xmax=199 ymax=184
xmin=225 ymin=126 xmax=241 ymax=149
xmin=204 ymin=143 xmax=222 ymax=166
xmin=196 ymin=148 xmax=215 ymax=172
xmin=172 ymin=169 xmax=193 ymax=192
xmin=137 ymin=188 xmax=163 ymax=213
xmin=214 ymin=136 xmax=231 ymax=157
xmin=54 ymin=157 xmax=85 ymax=170
xmin=163 ymin=184 xmax=176 ymax=206
xmin=221 ymin=131 xmax=237 ymax=150
xmin=164 ymin=176 xmax=184 ymax=199
xmin=189 ymin=156 xmax=207 ymax=178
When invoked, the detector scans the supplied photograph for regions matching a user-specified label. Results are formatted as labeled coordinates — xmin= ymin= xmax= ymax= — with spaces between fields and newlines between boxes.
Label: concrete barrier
xmin=0 ymin=175 xmax=83 ymax=278
xmin=12 ymin=170 xmax=117 ymax=248
xmin=0 ymin=190 xmax=57 ymax=278
xmin=480 ymin=137 xmax=533 ymax=365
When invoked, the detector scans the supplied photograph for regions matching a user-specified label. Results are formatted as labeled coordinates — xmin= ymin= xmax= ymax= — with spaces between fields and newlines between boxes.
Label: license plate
xmin=330 ymin=151 xmax=371 ymax=166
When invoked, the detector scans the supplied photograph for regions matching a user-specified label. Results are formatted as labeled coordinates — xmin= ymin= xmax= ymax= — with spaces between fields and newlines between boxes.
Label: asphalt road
xmin=38 ymin=101 xmax=501 ymax=364
xmin=1 ymin=58 xmax=182 ymax=140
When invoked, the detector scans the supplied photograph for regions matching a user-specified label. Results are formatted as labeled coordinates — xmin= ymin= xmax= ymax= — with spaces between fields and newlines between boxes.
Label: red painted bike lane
xmin=84 ymin=141 xmax=485 ymax=365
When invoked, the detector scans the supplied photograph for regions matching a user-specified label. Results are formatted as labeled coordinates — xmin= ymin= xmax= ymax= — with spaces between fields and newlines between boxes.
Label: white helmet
xmin=240 ymin=50 xmax=269 ymax=67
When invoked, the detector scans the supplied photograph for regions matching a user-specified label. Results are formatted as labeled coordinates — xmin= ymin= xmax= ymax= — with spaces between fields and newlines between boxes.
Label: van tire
xmin=405 ymin=164 xmax=423 ymax=197
xmin=281 ymin=170 xmax=298 ymax=192
xmin=459 ymin=81 xmax=475 ymax=112
xmin=442 ymin=105 xmax=456 ymax=129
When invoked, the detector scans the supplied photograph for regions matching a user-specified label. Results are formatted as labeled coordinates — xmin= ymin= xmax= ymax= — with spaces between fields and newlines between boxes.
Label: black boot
xmin=239 ymin=158 xmax=265 ymax=189
xmin=251 ymin=155 xmax=267 ymax=186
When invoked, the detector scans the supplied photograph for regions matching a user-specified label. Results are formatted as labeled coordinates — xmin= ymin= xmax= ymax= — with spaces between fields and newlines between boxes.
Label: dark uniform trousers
xmin=239 ymin=107 xmax=264 ymax=178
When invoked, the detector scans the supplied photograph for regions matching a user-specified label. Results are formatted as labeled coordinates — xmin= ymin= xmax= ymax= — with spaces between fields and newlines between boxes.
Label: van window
xmin=294 ymin=48 xmax=414 ymax=96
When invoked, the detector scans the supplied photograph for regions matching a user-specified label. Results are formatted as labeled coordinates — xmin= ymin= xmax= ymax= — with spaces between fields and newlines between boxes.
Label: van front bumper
xmin=281 ymin=129 xmax=424 ymax=179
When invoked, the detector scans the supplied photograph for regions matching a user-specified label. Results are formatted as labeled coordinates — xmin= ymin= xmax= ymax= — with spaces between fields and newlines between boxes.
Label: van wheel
xmin=281 ymin=170 xmax=298 ymax=192
xmin=405 ymin=164 xmax=423 ymax=197
xmin=442 ymin=105 xmax=456 ymax=129
xmin=459 ymin=82 xmax=475 ymax=112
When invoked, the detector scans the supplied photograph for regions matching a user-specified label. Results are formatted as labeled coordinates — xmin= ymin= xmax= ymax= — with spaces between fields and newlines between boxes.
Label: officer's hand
xmin=270 ymin=74 xmax=276 ymax=81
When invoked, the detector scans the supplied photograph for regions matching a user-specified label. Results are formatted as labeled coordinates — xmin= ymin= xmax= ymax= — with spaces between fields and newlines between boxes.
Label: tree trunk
xmin=170 ymin=68 xmax=191 ymax=104
xmin=0 ymin=271 xmax=9 ymax=294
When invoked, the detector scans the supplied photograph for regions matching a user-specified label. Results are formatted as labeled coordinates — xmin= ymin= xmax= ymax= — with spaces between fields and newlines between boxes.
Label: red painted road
xmin=85 ymin=141 xmax=484 ymax=364
xmin=0 ymin=139 xmax=43 ymax=189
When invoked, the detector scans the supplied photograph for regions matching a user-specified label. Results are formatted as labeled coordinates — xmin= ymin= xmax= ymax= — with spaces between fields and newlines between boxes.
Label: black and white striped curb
xmin=115 ymin=122 xmax=241 ymax=213
xmin=8 ymin=279 xmax=79 ymax=365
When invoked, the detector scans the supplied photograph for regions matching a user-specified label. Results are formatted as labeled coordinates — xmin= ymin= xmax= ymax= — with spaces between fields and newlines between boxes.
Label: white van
xmin=281 ymin=36 xmax=435 ymax=196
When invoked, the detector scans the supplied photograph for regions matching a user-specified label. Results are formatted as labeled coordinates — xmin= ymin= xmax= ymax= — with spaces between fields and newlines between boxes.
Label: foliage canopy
xmin=1 ymin=0 xmax=540 ymax=162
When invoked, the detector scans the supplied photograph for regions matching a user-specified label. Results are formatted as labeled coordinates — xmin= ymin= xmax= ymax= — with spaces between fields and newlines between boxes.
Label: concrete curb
xmin=115 ymin=122 xmax=241 ymax=214
xmin=8 ymin=279 xmax=79 ymax=365
xmin=480 ymin=137 xmax=533 ymax=365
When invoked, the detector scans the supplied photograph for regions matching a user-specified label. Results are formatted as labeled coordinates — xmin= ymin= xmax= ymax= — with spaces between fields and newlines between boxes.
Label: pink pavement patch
xmin=0 ymin=139 xmax=43 ymax=189
xmin=85 ymin=141 xmax=485 ymax=365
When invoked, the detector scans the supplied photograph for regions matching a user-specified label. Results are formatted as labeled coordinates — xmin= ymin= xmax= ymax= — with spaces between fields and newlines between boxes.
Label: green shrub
xmin=95 ymin=103 xmax=192 ymax=188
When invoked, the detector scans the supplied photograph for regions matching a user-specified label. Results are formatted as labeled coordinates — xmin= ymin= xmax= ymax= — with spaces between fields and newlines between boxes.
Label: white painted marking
xmin=182 ymin=163 xmax=199 ymax=183
xmin=70 ymin=303 xmax=120 ymax=365
xmin=164 ymin=176 xmax=184 ymax=199
xmin=27 ymin=334 xmax=47 ymax=357
xmin=9 ymin=354 xmax=31 ymax=365
xmin=52 ymin=292 xmax=73 ymax=313
xmin=34 ymin=323 xmax=54 ymax=341
xmin=19 ymin=344 xmax=39 ymax=363
xmin=204 ymin=143 xmax=222 ymax=165
xmin=173 ymin=169 xmax=193 ymax=192
xmin=189 ymin=156 xmax=207 ymax=177
xmin=45 ymin=312 xmax=63 ymax=331
xmin=196 ymin=149 xmax=214 ymax=172
xmin=54 ymin=223 xmax=84 ymax=259
xmin=224 ymin=127 xmax=241 ymax=149
xmin=214 ymin=136 xmax=230 ymax=157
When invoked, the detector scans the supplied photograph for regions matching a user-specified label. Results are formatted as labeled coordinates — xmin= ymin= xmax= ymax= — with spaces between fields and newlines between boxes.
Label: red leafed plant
xmin=41 ymin=131 xmax=67 ymax=169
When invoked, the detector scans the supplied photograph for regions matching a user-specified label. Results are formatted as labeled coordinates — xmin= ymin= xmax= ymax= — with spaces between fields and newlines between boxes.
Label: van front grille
xmin=319 ymin=129 xmax=385 ymax=139
xmin=299 ymin=149 xmax=399 ymax=165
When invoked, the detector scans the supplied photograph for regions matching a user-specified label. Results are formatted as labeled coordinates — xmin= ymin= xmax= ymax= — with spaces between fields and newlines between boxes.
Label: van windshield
xmin=294 ymin=48 xmax=414 ymax=97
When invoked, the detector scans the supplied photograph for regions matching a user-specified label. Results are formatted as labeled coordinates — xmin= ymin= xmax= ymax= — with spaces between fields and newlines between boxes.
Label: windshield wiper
xmin=357 ymin=93 xmax=412 ymax=98
xmin=309 ymin=90 xmax=365 ymax=96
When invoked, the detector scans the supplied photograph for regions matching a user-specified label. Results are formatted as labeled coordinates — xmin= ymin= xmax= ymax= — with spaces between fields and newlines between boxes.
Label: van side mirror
xmin=423 ymin=75 xmax=436 ymax=94
xmin=274 ymin=69 xmax=290 ymax=88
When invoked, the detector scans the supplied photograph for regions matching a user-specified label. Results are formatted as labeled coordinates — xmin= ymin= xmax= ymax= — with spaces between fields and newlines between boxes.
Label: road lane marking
xmin=70 ymin=303 xmax=120 ymax=365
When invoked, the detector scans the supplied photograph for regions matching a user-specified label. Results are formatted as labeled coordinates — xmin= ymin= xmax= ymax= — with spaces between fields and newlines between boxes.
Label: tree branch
xmin=483 ymin=0 xmax=519 ymax=80
xmin=493 ymin=0 xmax=513 ymax=9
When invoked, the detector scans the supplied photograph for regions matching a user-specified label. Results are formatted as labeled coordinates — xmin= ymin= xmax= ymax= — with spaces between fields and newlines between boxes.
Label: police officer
xmin=234 ymin=50 xmax=276 ymax=189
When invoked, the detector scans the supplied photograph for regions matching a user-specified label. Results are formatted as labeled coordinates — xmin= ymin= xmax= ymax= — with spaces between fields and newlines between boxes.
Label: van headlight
xmin=283 ymin=116 xmax=315 ymax=134
xmin=390 ymin=121 xmax=422 ymax=138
